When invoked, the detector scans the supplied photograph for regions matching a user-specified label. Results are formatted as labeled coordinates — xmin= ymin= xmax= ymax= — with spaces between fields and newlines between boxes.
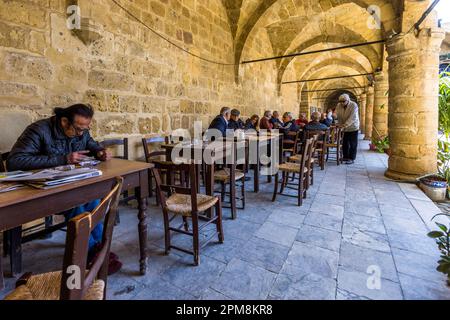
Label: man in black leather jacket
xmin=7 ymin=104 xmax=109 ymax=171
xmin=6 ymin=104 xmax=121 ymax=274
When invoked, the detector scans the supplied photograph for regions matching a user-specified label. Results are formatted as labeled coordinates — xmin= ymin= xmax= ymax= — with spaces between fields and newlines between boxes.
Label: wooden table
xmin=0 ymin=159 xmax=151 ymax=290
xmin=243 ymin=133 xmax=283 ymax=193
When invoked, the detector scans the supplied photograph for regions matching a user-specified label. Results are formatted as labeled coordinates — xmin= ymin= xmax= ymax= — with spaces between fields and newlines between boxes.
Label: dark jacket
xmin=244 ymin=119 xmax=257 ymax=130
xmin=320 ymin=118 xmax=332 ymax=127
xmin=208 ymin=115 xmax=228 ymax=137
xmin=280 ymin=120 xmax=300 ymax=140
xmin=270 ymin=117 xmax=283 ymax=128
xmin=305 ymin=121 xmax=329 ymax=131
xmin=7 ymin=117 xmax=104 ymax=171
xmin=228 ymin=119 xmax=244 ymax=130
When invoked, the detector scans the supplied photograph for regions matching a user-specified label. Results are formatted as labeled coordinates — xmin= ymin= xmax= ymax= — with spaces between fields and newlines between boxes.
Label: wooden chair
xmin=325 ymin=126 xmax=343 ymax=165
xmin=272 ymin=138 xmax=314 ymax=206
xmin=306 ymin=130 xmax=328 ymax=171
xmin=214 ymin=139 xmax=247 ymax=219
xmin=282 ymin=130 xmax=302 ymax=159
xmin=142 ymin=136 xmax=172 ymax=204
xmin=152 ymin=163 xmax=223 ymax=266
xmin=4 ymin=177 xmax=123 ymax=300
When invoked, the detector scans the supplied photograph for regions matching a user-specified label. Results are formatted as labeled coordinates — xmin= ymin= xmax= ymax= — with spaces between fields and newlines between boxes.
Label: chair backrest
xmin=60 ymin=177 xmax=123 ymax=300
xmin=329 ymin=126 xmax=342 ymax=145
xmin=299 ymin=138 xmax=314 ymax=177
xmin=293 ymin=130 xmax=304 ymax=154
xmin=142 ymin=136 xmax=169 ymax=164
xmin=151 ymin=163 xmax=198 ymax=212
xmin=100 ymin=138 xmax=129 ymax=160
xmin=306 ymin=130 xmax=329 ymax=148
xmin=0 ymin=151 xmax=9 ymax=172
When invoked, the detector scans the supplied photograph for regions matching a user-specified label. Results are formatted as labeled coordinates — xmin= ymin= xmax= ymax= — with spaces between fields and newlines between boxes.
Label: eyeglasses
xmin=71 ymin=123 xmax=90 ymax=135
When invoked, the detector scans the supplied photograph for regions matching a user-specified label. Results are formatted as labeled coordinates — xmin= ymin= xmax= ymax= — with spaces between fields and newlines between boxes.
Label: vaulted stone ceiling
xmin=220 ymin=0 xmax=407 ymax=100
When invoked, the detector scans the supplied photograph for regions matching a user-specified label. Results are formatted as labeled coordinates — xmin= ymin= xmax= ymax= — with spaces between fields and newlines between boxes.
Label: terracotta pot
xmin=369 ymin=143 xmax=377 ymax=151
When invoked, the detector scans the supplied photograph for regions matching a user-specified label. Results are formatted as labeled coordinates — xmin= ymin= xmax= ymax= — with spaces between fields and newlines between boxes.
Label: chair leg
xmin=303 ymin=176 xmax=308 ymax=199
xmin=298 ymin=175 xmax=304 ymax=207
xmin=149 ymin=174 xmax=154 ymax=198
xmin=336 ymin=146 xmax=340 ymax=166
xmin=182 ymin=216 xmax=189 ymax=232
xmin=241 ymin=178 xmax=246 ymax=210
xmin=230 ymin=181 xmax=237 ymax=220
xmin=215 ymin=201 xmax=224 ymax=243
xmin=220 ymin=181 xmax=226 ymax=202
xmin=162 ymin=210 xmax=171 ymax=255
xmin=272 ymin=173 xmax=279 ymax=202
xmin=280 ymin=172 xmax=288 ymax=194
xmin=192 ymin=215 xmax=199 ymax=266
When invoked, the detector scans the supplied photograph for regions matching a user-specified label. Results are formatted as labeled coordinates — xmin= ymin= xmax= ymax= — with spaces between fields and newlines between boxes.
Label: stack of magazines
xmin=0 ymin=167 xmax=102 ymax=191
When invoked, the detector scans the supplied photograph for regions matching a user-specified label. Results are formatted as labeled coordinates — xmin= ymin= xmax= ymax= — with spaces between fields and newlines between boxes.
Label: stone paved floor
xmin=1 ymin=138 xmax=450 ymax=300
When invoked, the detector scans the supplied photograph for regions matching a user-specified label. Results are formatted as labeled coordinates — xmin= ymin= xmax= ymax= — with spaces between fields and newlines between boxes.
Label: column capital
xmin=386 ymin=27 xmax=445 ymax=59
xmin=365 ymin=85 xmax=375 ymax=95
xmin=374 ymin=70 xmax=387 ymax=82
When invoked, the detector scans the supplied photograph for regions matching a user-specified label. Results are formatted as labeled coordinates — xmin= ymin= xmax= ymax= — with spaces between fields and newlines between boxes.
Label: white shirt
xmin=336 ymin=101 xmax=360 ymax=132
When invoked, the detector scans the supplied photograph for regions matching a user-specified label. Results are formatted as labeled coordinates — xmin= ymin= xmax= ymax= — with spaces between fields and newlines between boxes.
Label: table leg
xmin=135 ymin=187 xmax=148 ymax=275
xmin=10 ymin=226 xmax=22 ymax=276
xmin=230 ymin=163 xmax=237 ymax=219
xmin=0 ymin=247 xmax=4 ymax=290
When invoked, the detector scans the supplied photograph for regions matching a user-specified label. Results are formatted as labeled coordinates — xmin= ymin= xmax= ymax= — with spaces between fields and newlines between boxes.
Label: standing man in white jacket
xmin=336 ymin=94 xmax=360 ymax=165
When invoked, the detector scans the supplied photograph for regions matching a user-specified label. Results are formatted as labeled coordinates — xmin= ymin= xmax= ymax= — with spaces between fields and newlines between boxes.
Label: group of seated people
xmin=208 ymin=107 xmax=336 ymax=140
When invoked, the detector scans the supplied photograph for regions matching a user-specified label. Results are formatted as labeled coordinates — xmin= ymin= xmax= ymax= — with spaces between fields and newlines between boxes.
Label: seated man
xmin=259 ymin=110 xmax=273 ymax=130
xmin=245 ymin=115 xmax=259 ymax=130
xmin=320 ymin=112 xmax=333 ymax=127
xmin=208 ymin=107 xmax=231 ymax=137
xmin=270 ymin=111 xmax=284 ymax=129
xmin=305 ymin=112 xmax=329 ymax=131
xmin=295 ymin=113 xmax=309 ymax=128
xmin=7 ymin=104 xmax=121 ymax=274
xmin=228 ymin=109 xmax=244 ymax=130
xmin=280 ymin=112 xmax=300 ymax=140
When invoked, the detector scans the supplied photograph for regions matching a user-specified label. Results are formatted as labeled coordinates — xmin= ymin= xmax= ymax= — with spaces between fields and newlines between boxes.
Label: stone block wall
xmin=0 ymin=0 xmax=299 ymax=158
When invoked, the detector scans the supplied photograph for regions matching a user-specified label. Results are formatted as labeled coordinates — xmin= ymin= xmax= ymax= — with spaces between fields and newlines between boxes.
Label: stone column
xmin=359 ymin=93 xmax=366 ymax=135
xmin=385 ymin=28 xmax=445 ymax=181
xmin=364 ymin=86 xmax=374 ymax=140
xmin=373 ymin=70 xmax=389 ymax=139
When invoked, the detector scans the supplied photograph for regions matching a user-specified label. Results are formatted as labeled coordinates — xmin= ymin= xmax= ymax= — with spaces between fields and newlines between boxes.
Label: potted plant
xmin=427 ymin=213 xmax=450 ymax=286
xmin=438 ymin=71 xmax=450 ymax=198
xmin=371 ymin=136 xmax=390 ymax=154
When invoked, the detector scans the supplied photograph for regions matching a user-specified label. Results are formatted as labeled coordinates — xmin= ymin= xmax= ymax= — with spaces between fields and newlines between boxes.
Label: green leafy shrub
xmin=371 ymin=136 xmax=389 ymax=153
xmin=427 ymin=213 xmax=450 ymax=286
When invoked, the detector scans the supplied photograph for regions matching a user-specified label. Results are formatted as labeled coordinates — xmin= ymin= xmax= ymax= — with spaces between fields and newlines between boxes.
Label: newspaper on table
xmin=0 ymin=182 xmax=26 ymax=193
xmin=0 ymin=167 xmax=102 ymax=190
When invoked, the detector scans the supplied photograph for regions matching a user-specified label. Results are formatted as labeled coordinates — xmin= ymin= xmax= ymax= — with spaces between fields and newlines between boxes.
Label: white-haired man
xmin=336 ymin=94 xmax=360 ymax=164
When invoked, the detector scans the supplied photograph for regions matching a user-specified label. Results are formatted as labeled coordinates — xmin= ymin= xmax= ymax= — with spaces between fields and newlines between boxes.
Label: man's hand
xmin=96 ymin=149 xmax=113 ymax=161
xmin=67 ymin=151 xmax=90 ymax=164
